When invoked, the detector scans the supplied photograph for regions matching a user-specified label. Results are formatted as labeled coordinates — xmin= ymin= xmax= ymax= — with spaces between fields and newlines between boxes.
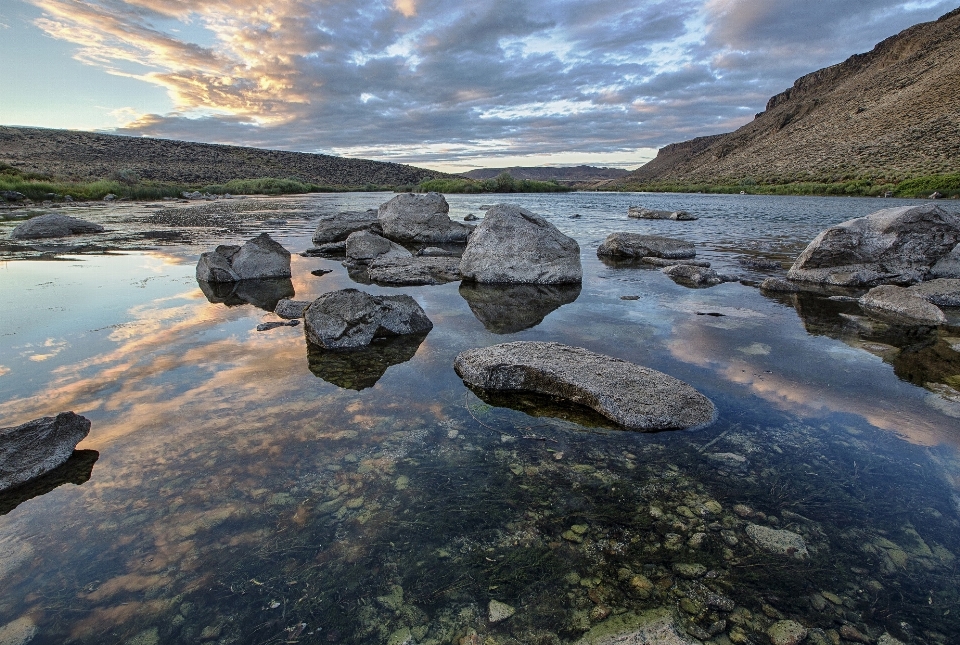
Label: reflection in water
xmin=0 ymin=449 xmax=98 ymax=516
xmin=459 ymin=282 xmax=581 ymax=334
xmin=465 ymin=387 xmax=620 ymax=430
xmin=197 ymin=278 xmax=295 ymax=310
xmin=307 ymin=333 xmax=429 ymax=390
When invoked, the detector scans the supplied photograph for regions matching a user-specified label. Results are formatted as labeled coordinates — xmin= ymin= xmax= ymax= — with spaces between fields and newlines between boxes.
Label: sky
xmin=0 ymin=0 xmax=955 ymax=173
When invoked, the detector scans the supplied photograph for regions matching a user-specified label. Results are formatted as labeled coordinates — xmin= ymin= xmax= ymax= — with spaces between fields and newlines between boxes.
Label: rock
xmin=454 ymin=341 xmax=715 ymax=431
xmin=760 ymin=277 xmax=800 ymax=292
xmin=908 ymin=278 xmax=960 ymax=306
xmin=839 ymin=625 xmax=870 ymax=644
xmin=274 ymin=299 xmax=311 ymax=319
xmin=196 ymin=233 xmax=291 ymax=282
xmin=10 ymin=213 xmax=105 ymax=239
xmin=301 ymin=242 xmax=346 ymax=257
xmin=459 ymin=204 xmax=582 ymax=284
xmin=641 ymin=257 xmax=710 ymax=268
xmin=877 ymin=634 xmax=905 ymax=645
xmin=672 ymin=563 xmax=707 ymax=579
xmin=767 ymin=620 xmax=808 ymax=645
xmin=303 ymin=288 xmax=433 ymax=349
xmin=366 ymin=256 xmax=461 ymax=285
xmin=464 ymin=213 xmax=479 ymax=221
xmin=345 ymin=230 xmax=411 ymax=265
xmin=745 ymin=524 xmax=809 ymax=559
xmin=0 ymin=616 xmax=37 ymax=645
xmin=1 ymin=190 xmax=26 ymax=202
xmin=1 ymin=412 xmax=91 ymax=492
xmin=930 ymin=243 xmax=960 ymax=277
xmin=378 ymin=192 xmax=472 ymax=244
xmin=310 ymin=268 xmax=333 ymax=277
xmin=597 ymin=233 xmax=696 ymax=259
xmin=312 ymin=209 xmax=380 ymax=244
xmin=628 ymin=206 xmax=698 ymax=221
xmin=416 ymin=246 xmax=458 ymax=257
xmin=488 ymin=599 xmax=516 ymax=623
xmin=576 ymin=608 xmax=700 ymax=645
xmin=103 ymin=193 xmax=116 ymax=201
xmin=662 ymin=264 xmax=722 ymax=288
xmin=859 ymin=285 xmax=946 ymax=325
xmin=257 ymin=320 xmax=300 ymax=332
xmin=739 ymin=258 xmax=782 ymax=270
xmin=787 ymin=204 xmax=960 ymax=286
xmin=930 ymin=191 xmax=944 ymax=199
xmin=459 ymin=283 xmax=581 ymax=333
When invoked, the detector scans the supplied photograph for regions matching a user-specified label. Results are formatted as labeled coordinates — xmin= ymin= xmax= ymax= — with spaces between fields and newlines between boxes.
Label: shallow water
xmin=1 ymin=193 xmax=959 ymax=645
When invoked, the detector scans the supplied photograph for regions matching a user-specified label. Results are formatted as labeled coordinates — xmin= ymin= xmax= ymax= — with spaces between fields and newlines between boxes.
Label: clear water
xmin=0 ymin=193 xmax=958 ymax=645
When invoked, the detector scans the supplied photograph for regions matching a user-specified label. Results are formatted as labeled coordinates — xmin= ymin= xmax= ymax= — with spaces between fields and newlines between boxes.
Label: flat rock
xmin=274 ymin=299 xmax=311 ymax=319
xmin=597 ymin=233 xmax=696 ymax=259
xmin=301 ymin=242 xmax=346 ymax=257
xmin=488 ymin=599 xmax=516 ymax=623
xmin=459 ymin=283 xmax=581 ymax=333
xmin=378 ymin=192 xmax=472 ymax=244
xmin=745 ymin=524 xmax=809 ymax=559
xmin=768 ymin=620 xmax=808 ymax=645
xmin=459 ymin=204 xmax=581 ymax=284
xmin=345 ymin=230 xmax=411 ymax=265
xmin=416 ymin=246 xmax=459 ymax=257
xmin=576 ymin=608 xmax=700 ymax=645
xmin=907 ymin=278 xmax=960 ymax=306
xmin=628 ymin=206 xmax=697 ymax=221
xmin=641 ymin=257 xmax=710 ymax=268
xmin=367 ymin=256 xmax=461 ymax=285
xmin=760 ymin=277 xmax=800 ymax=293
xmin=454 ymin=341 xmax=715 ymax=431
xmin=197 ymin=233 xmax=291 ymax=282
xmin=312 ymin=209 xmax=380 ymax=244
xmin=256 ymin=320 xmax=300 ymax=331
xmin=303 ymin=288 xmax=433 ymax=349
xmin=1 ymin=412 xmax=91 ymax=492
xmin=10 ymin=213 xmax=105 ymax=239
xmin=787 ymin=204 xmax=960 ymax=286
xmin=662 ymin=264 xmax=722 ymax=288
xmin=859 ymin=285 xmax=947 ymax=325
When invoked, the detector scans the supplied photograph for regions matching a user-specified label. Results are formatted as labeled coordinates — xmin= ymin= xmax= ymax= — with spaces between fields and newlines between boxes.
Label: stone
xmin=345 ymin=230 xmax=411 ymax=265
xmin=838 ymin=625 xmax=870 ymax=644
xmin=464 ymin=213 xmax=479 ymax=221
xmin=274 ymin=299 xmax=311 ymax=319
xmin=366 ymin=256 xmax=461 ymax=285
xmin=576 ymin=608 xmax=700 ymax=645
xmin=1 ymin=412 xmax=91 ymax=492
xmin=760 ymin=277 xmax=800 ymax=292
xmin=10 ymin=213 xmax=105 ymax=239
xmin=907 ymin=278 xmax=960 ymax=306
xmin=739 ymin=258 xmax=782 ymax=270
xmin=453 ymin=341 xmax=716 ymax=431
xmin=672 ymin=563 xmax=707 ymax=579
xmin=662 ymin=264 xmax=722 ymax=288
xmin=459 ymin=204 xmax=581 ymax=284
xmin=256 ymin=320 xmax=300 ymax=331
xmin=378 ymin=192 xmax=472 ymax=244
xmin=745 ymin=524 xmax=809 ymax=559
xmin=641 ymin=257 xmax=710 ymax=268
xmin=0 ymin=617 xmax=37 ymax=645
xmin=416 ymin=246 xmax=458 ymax=257
xmin=767 ymin=620 xmax=808 ymax=645
xmin=488 ymin=599 xmax=516 ymax=623
xmin=597 ymin=233 xmax=696 ymax=259
xmin=787 ymin=204 xmax=960 ymax=286
xmin=628 ymin=206 xmax=698 ymax=221
xmin=859 ymin=285 xmax=946 ymax=325
xmin=459 ymin=282 xmax=581 ymax=333
xmin=301 ymin=242 xmax=346 ymax=257
xmin=877 ymin=634 xmax=905 ymax=645
xmin=303 ymin=288 xmax=433 ymax=349
xmin=930 ymin=243 xmax=960 ymax=277
xmin=1 ymin=190 xmax=26 ymax=202
xmin=103 ymin=193 xmax=116 ymax=201
xmin=196 ymin=233 xmax=291 ymax=282
xmin=312 ymin=209 xmax=380 ymax=244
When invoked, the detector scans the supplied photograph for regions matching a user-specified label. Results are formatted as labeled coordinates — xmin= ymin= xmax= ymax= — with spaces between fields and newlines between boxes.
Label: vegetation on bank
xmin=418 ymin=172 xmax=571 ymax=194
xmin=611 ymin=172 xmax=960 ymax=198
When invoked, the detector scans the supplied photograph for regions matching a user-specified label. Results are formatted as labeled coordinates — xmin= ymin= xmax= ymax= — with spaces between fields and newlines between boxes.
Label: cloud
xmin=26 ymin=0 xmax=958 ymax=168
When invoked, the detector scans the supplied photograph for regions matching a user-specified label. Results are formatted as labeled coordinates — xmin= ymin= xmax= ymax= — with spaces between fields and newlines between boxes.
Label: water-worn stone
xmin=662 ymin=264 xmax=722 ymax=287
xmin=459 ymin=204 xmax=581 ymax=284
xmin=760 ymin=277 xmax=800 ymax=292
xmin=366 ymin=256 xmax=461 ymax=285
xmin=303 ymin=288 xmax=433 ymax=349
xmin=576 ymin=608 xmax=700 ymax=645
xmin=767 ymin=620 xmax=808 ymax=645
xmin=459 ymin=283 xmax=581 ymax=334
xmin=256 ymin=320 xmax=300 ymax=331
xmin=345 ymin=230 xmax=412 ymax=265
xmin=454 ymin=341 xmax=715 ymax=431
xmin=488 ymin=599 xmax=516 ymax=623
xmin=628 ymin=206 xmax=698 ymax=221
xmin=378 ymin=192 xmax=472 ymax=244
xmin=10 ymin=213 xmax=105 ymax=239
xmin=1 ymin=412 xmax=91 ymax=492
xmin=196 ymin=233 xmax=291 ymax=282
xmin=907 ymin=278 xmax=960 ymax=306
xmin=312 ymin=209 xmax=380 ymax=244
xmin=274 ymin=299 xmax=311 ymax=319
xmin=597 ymin=233 xmax=696 ymax=259
xmin=745 ymin=524 xmax=809 ymax=559
xmin=859 ymin=285 xmax=947 ymax=325
xmin=787 ymin=204 xmax=960 ymax=286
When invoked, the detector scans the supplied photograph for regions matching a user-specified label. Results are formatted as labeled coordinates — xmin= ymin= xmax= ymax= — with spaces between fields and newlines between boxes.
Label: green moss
xmin=418 ymin=172 xmax=571 ymax=194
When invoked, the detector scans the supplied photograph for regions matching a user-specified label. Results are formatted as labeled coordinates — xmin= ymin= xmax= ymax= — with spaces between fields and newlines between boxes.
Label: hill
xmin=611 ymin=7 xmax=960 ymax=189
xmin=463 ymin=166 xmax=630 ymax=183
xmin=0 ymin=126 xmax=449 ymax=189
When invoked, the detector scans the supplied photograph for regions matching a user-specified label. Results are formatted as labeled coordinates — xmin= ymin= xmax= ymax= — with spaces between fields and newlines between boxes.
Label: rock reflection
xmin=197 ymin=278 xmax=295 ymax=311
xmin=459 ymin=283 xmax=581 ymax=334
xmin=0 ymin=449 xmax=99 ymax=516
xmin=307 ymin=333 xmax=429 ymax=390
xmin=465 ymin=387 xmax=620 ymax=430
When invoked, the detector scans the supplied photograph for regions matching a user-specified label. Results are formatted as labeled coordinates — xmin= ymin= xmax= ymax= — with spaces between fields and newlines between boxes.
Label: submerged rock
xmin=767 ymin=620 xmax=808 ymax=645
xmin=378 ymin=192 xmax=472 ymax=244
xmin=787 ymin=204 xmax=960 ymax=286
xmin=488 ymin=599 xmax=516 ymax=623
xmin=459 ymin=204 xmax=582 ymax=284
xmin=859 ymin=285 xmax=947 ymax=325
xmin=628 ymin=206 xmax=698 ymax=221
xmin=454 ymin=341 xmax=715 ymax=431
xmin=1 ymin=412 xmax=91 ymax=493
xmin=345 ymin=230 xmax=411 ymax=265
xmin=196 ymin=233 xmax=291 ymax=282
xmin=459 ymin=282 xmax=581 ymax=333
xmin=662 ymin=264 xmax=723 ymax=288
xmin=745 ymin=523 xmax=809 ymax=559
xmin=597 ymin=233 xmax=696 ymax=259
xmin=311 ymin=209 xmax=380 ymax=244
xmin=10 ymin=213 xmax=104 ymax=239
xmin=303 ymin=288 xmax=433 ymax=349
xmin=575 ymin=608 xmax=700 ymax=645
xmin=366 ymin=256 xmax=461 ymax=285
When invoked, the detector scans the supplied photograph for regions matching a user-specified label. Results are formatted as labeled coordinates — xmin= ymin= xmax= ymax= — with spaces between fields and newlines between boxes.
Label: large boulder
xmin=454 ymin=342 xmax=715 ymax=431
xmin=787 ymin=204 xmax=960 ymax=287
xmin=366 ymin=256 xmax=461 ymax=285
xmin=378 ymin=192 xmax=473 ymax=244
xmin=859 ymin=285 xmax=947 ymax=325
xmin=597 ymin=233 xmax=696 ymax=259
xmin=303 ymin=288 xmax=433 ymax=349
xmin=196 ymin=233 xmax=291 ymax=282
xmin=345 ymin=230 xmax=411 ymax=265
xmin=1 ymin=412 xmax=91 ymax=492
xmin=312 ymin=209 xmax=380 ymax=244
xmin=628 ymin=206 xmax=697 ymax=221
xmin=10 ymin=213 xmax=104 ymax=239
xmin=459 ymin=204 xmax=582 ymax=284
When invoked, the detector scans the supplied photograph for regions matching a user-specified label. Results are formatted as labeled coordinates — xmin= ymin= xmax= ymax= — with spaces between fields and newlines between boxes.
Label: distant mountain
xmin=0 ymin=126 xmax=450 ymax=188
xmin=463 ymin=166 xmax=631 ymax=182
xmin=609 ymin=7 xmax=960 ymax=188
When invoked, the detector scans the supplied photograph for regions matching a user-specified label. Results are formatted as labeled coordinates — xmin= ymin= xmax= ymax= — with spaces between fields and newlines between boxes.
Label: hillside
xmin=0 ymin=126 xmax=449 ymax=188
xmin=612 ymin=7 xmax=960 ymax=188
xmin=463 ymin=165 xmax=630 ymax=183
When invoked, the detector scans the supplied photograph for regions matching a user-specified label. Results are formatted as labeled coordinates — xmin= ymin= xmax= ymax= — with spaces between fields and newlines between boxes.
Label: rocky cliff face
xmin=614 ymin=7 xmax=960 ymax=186
xmin=0 ymin=126 xmax=449 ymax=187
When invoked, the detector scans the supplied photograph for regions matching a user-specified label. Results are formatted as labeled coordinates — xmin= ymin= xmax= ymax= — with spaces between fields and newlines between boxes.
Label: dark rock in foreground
xmin=196 ymin=233 xmax=291 ymax=282
xmin=597 ymin=233 xmax=696 ymax=260
xmin=198 ymin=277 xmax=295 ymax=311
xmin=0 ymin=449 xmax=98 ymax=517
xmin=366 ymin=256 xmax=461 ymax=285
xmin=454 ymin=342 xmax=716 ymax=431
xmin=304 ymin=288 xmax=433 ymax=349
xmin=1 ymin=412 xmax=91 ymax=493
xmin=10 ymin=213 xmax=104 ymax=240
xmin=628 ymin=206 xmax=697 ymax=221
xmin=378 ymin=192 xmax=472 ymax=244
xmin=311 ymin=209 xmax=380 ymax=244
xmin=307 ymin=333 xmax=428 ymax=390
xmin=859 ymin=285 xmax=947 ymax=325
xmin=459 ymin=282 xmax=581 ymax=334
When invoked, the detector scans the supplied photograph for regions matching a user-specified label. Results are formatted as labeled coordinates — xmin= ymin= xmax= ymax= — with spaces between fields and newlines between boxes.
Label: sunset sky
xmin=0 ymin=0 xmax=954 ymax=172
